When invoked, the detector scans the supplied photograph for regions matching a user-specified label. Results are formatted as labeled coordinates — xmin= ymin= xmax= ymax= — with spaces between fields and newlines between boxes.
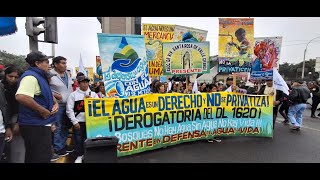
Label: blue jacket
xmin=18 ymin=67 xmax=57 ymax=126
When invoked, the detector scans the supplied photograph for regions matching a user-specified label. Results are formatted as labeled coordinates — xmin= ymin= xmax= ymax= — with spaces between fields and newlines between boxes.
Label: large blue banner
xmin=97 ymin=34 xmax=150 ymax=98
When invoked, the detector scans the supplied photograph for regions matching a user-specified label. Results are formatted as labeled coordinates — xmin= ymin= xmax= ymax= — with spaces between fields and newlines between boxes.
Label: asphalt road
xmin=56 ymin=107 xmax=320 ymax=163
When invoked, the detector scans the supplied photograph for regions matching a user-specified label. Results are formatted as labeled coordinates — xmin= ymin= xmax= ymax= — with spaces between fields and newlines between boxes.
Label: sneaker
xmin=291 ymin=126 xmax=301 ymax=131
xmin=66 ymin=147 xmax=75 ymax=153
xmin=50 ymin=153 xmax=61 ymax=162
xmin=74 ymin=155 xmax=83 ymax=163
xmin=56 ymin=149 xmax=69 ymax=157
xmin=207 ymin=138 xmax=221 ymax=143
xmin=283 ymin=119 xmax=289 ymax=124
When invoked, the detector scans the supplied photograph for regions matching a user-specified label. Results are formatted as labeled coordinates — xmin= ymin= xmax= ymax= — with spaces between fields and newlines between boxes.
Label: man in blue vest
xmin=16 ymin=51 xmax=59 ymax=163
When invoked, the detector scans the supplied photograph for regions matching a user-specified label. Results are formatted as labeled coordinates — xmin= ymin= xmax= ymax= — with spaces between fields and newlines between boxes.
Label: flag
xmin=273 ymin=68 xmax=289 ymax=95
xmin=0 ymin=17 xmax=17 ymax=36
xmin=79 ymin=53 xmax=87 ymax=77
xmin=192 ymin=79 xmax=199 ymax=94
xmin=225 ymin=85 xmax=232 ymax=92
xmin=167 ymin=81 xmax=172 ymax=92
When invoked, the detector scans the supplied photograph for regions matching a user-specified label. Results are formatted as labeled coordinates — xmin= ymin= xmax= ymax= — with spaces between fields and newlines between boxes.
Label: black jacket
xmin=0 ymin=83 xmax=10 ymax=129
xmin=289 ymin=85 xmax=311 ymax=105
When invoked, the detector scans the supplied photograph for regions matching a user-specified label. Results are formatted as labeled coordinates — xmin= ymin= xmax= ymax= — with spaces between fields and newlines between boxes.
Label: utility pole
xmin=29 ymin=36 xmax=39 ymax=52
xmin=52 ymin=43 xmax=55 ymax=57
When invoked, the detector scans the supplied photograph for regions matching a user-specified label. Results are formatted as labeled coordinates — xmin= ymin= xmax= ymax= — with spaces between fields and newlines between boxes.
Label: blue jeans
xmin=74 ymin=122 xmax=86 ymax=156
xmin=288 ymin=103 xmax=307 ymax=127
xmin=53 ymin=104 xmax=69 ymax=152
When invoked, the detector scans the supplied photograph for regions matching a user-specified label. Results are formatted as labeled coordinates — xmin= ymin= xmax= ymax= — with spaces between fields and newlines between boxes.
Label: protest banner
xmin=85 ymin=92 xmax=273 ymax=157
xmin=218 ymin=18 xmax=254 ymax=73
xmin=162 ymin=42 xmax=210 ymax=75
xmin=97 ymin=34 xmax=150 ymax=98
xmin=249 ymin=37 xmax=282 ymax=83
xmin=142 ymin=24 xmax=175 ymax=76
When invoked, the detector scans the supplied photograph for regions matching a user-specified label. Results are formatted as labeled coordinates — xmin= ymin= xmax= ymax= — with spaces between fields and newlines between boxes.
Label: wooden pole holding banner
xmin=233 ymin=73 xmax=237 ymax=92
xmin=186 ymin=74 xmax=189 ymax=86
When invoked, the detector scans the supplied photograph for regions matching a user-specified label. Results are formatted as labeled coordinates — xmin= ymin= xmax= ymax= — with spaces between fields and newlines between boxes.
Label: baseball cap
xmin=25 ymin=51 xmax=53 ymax=65
xmin=226 ymin=77 xmax=233 ymax=81
xmin=77 ymin=75 xmax=90 ymax=82
xmin=76 ymin=72 xmax=85 ymax=77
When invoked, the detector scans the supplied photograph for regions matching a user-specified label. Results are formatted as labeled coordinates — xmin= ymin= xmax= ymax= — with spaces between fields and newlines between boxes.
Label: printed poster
xmin=97 ymin=33 xmax=150 ymax=98
xmin=142 ymin=24 xmax=175 ymax=76
xmin=173 ymin=25 xmax=207 ymax=42
xmin=218 ymin=18 xmax=254 ymax=73
xmin=162 ymin=42 xmax=210 ymax=75
xmin=249 ymin=37 xmax=282 ymax=83
xmin=94 ymin=56 xmax=103 ymax=82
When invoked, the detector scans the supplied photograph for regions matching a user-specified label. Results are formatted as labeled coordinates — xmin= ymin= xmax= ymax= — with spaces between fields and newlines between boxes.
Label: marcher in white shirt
xmin=66 ymin=75 xmax=98 ymax=163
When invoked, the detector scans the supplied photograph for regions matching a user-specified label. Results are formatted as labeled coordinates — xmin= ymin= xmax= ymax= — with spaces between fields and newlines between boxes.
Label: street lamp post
xmin=302 ymin=36 xmax=320 ymax=79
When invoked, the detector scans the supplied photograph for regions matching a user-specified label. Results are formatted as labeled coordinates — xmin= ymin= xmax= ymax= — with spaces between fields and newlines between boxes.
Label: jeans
xmin=74 ymin=122 xmax=87 ymax=156
xmin=53 ymin=104 xmax=69 ymax=153
xmin=20 ymin=125 xmax=52 ymax=163
xmin=288 ymin=103 xmax=307 ymax=128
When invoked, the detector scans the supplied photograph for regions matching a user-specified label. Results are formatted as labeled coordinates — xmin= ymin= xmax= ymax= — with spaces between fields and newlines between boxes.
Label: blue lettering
xmin=93 ymin=100 xmax=101 ymax=117
xmin=88 ymin=101 xmax=92 ymax=116
xmin=177 ymin=95 xmax=183 ymax=109
xmin=112 ymin=100 xmax=121 ymax=115
xmin=226 ymin=94 xmax=232 ymax=106
xmin=165 ymin=96 xmax=171 ymax=110
xmin=139 ymin=98 xmax=146 ymax=112
xmin=122 ymin=99 xmax=129 ymax=114
xmin=158 ymin=96 xmax=165 ymax=111
xmin=196 ymin=95 xmax=202 ymax=107
xmin=101 ymin=100 xmax=110 ymax=116
xmin=184 ymin=95 xmax=190 ymax=108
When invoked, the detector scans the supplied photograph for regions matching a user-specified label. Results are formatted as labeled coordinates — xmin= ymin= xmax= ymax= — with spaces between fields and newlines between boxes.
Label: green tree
xmin=0 ymin=50 xmax=29 ymax=70
xmin=279 ymin=59 xmax=317 ymax=81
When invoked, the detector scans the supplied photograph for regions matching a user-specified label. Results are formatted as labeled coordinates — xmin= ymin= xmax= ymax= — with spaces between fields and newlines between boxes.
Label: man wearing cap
xmin=223 ymin=77 xmax=238 ymax=92
xmin=66 ymin=75 xmax=98 ymax=163
xmin=15 ymin=51 xmax=59 ymax=163
xmin=49 ymin=56 xmax=73 ymax=161
xmin=287 ymin=81 xmax=311 ymax=131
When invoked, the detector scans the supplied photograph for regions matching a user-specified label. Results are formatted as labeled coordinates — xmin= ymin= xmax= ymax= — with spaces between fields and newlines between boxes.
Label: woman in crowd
xmin=155 ymin=82 xmax=166 ymax=94
xmin=184 ymin=83 xmax=193 ymax=94
xmin=95 ymin=83 xmax=106 ymax=98
xmin=1 ymin=65 xmax=24 ymax=163
xmin=209 ymin=84 xmax=218 ymax=92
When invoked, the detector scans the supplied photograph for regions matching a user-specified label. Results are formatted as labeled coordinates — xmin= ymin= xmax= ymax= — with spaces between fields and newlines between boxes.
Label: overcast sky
xmin=1 ymin=17 xmax=320 ymax=75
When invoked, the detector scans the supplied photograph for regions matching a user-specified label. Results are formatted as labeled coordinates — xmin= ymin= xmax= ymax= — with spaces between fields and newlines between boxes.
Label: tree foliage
xmin=0 ymin=50 xmax=29 ymax=70
xmin=279 ymin=59 xmax=318 ymax=81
